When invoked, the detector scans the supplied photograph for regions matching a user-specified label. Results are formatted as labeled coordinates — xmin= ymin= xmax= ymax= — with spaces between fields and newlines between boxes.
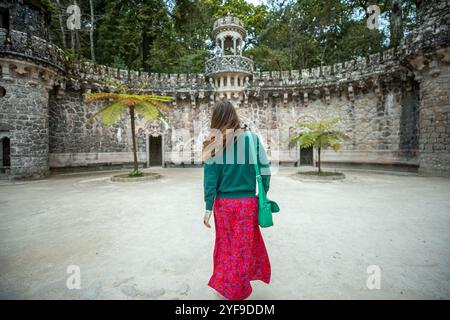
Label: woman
xmin=202 ymin=100 xmax=271 ymax=300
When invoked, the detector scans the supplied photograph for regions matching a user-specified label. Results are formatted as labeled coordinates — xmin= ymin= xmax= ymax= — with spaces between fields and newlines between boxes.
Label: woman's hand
xmin=203 ymin=210 xmax=212 ymax=228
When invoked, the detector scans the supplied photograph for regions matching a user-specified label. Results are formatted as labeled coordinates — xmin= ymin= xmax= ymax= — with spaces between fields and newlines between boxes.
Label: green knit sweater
xmin=203 ymin=131 xmax=271 ymax=211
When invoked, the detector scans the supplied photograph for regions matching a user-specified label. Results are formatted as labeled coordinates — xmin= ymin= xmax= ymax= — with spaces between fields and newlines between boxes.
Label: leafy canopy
xmin=84 ymin=93 xmax=173 ymax=125
xmin=289 ymin=117 xmax=351 ymax=151
xmin=50 ymin=0 xmax=417 ymax=73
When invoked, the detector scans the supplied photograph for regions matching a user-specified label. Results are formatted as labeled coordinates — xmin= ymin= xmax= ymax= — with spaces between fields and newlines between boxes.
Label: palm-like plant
xmin=289 ymin=117 xmax=351 ymax=173
xmin=84 ymin=93 xmax=173 ymax=176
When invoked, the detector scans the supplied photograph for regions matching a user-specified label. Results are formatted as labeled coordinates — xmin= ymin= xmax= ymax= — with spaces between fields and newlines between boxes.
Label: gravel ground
xmin=0 ymin=167 xmax=449 ymax=299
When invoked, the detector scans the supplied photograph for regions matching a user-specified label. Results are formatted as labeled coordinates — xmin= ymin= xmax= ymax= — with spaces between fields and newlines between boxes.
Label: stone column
xmin=410 ymin=48 xmax=450 ymax=176
xmin=0 ymin=59 xmax=61 ymax=179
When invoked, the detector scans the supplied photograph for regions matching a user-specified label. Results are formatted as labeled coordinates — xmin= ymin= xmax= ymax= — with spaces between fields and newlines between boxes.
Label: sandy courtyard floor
xmin=0 ymin=167 xmax=449 ymax=299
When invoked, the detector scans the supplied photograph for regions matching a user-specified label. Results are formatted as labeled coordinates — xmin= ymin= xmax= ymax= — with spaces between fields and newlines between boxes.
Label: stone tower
xmin=406 ymin=0 xmax=450 ymax=176
xmin=205 ymin=16 xmax=254 ymax=101
xmin=0 ymin=0 xmax=65 ymax=179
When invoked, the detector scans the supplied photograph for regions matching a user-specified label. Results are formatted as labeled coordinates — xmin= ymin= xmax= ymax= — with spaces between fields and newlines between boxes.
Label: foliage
xmin=289 ymin=117 xmax=351 ymax=173
xmin=128 ymin=169 xmax=144 ymax=177
xmin=29 ymin=0 xmax=56 ymax=13
xmin=84 ymin=92 xmax=172 ymax=172
xmin=48 ymin=0 xmax=418 ymax=73
xmin=84 ymin=93 xmax=172 ymax=125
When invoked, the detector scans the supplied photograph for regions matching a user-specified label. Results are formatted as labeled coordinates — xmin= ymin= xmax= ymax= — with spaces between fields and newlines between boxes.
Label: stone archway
xmin=142 ymin=119 xmax=168 ymax=167
xmin=0 ymin=124 xmax=11 ymax=174
xmin=290 ymin=114 xmax=319 ymax=167
xmin=1 ymin=137 xmax=11 ymax=168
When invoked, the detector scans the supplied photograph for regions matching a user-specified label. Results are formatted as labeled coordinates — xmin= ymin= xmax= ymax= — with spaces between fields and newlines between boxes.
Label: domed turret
xmin=212 ymin=16 xmax=246 ymax=55
xmin=205 ymin=16 xmax=254 ymax=95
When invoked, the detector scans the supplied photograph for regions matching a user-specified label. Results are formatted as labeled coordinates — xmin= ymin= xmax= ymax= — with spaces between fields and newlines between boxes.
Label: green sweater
xmin=203 ymin=131 xmax=271 ymax=211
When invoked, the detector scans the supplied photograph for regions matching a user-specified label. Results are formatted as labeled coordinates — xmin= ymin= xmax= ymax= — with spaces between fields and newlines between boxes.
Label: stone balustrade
xmin=213 ymin=16 xmax=245 ymax=29
xmin=68 ymin=49 xmax=402 ymax=98
xmin=205 ymin=55 xmax=254 ymax=76
xmin=0 ymin=28 xmax=66 ymax=71
xmin=212 ymin=16 xmax=246 ymax=39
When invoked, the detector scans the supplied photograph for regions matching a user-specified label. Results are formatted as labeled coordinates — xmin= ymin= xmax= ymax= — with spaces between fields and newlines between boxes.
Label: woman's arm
xmin=203 ymin=158 xmax=218 ymax=211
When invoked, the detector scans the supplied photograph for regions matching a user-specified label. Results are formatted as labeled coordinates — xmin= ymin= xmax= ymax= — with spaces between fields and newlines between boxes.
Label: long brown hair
xmin=202 ymin=100 xmax=242 ymax=160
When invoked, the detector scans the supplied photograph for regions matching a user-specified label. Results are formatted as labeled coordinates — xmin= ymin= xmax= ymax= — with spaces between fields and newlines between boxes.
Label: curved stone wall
xmin=0 ymin=6 xmax=64 ymax=179
xmin=48 ymin=90 xmax=147 ymax=169
xmin=1 ymin=66 xmax=51 ymax=178
xmin=58 ymin=40 xmax=417 ymax=170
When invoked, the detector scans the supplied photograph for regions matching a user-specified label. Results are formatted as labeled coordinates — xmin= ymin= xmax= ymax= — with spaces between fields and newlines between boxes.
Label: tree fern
xmin=84 ymin=92 xmax=173 ymax=174
xmin=289 ymin=117 xmax=351 ymax=173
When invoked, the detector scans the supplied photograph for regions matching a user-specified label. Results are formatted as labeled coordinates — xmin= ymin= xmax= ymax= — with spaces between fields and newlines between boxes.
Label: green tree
xmin=251 ymin=0 xmax=388 ymax=70
xmin=84 ymin=93 xmax=172 ymax=175
xmin=289 ymin=117 xmax=351 ymax=174
xmin=214 ymin=0 xmax=269 ymax=50
xmin=94 ymin=0 xmax=171 ymax=71
xmin=47 ymin=0 xmax=419 ymax=73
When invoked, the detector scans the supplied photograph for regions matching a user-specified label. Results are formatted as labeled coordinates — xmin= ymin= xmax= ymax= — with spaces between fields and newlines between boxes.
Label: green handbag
xmin=247 ymin=131 xmax=280 ymax=228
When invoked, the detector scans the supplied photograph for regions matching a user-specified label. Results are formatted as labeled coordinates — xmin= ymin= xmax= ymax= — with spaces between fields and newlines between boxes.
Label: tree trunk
xmin=89 ymin=0 xmax=96 ymax=62
xmin=389 ymin=0 xmax=403 ymax=47
xmin=55 ymin=0 xmax=67 ymax=48
xmin=317 ymin=147 xmax=322 ymax=173
xmin=70 ymin=25 xmax=75 ymax=54
xmin=74 ymin=0 xmax=81 ymax=54
xmin=129 ymin=107 xmax=138 ymax=172
xmin=142 ymin=30 xmax=151 ymax=72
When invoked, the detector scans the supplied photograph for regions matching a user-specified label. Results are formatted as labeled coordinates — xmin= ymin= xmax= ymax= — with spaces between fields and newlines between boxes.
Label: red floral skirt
xmin=208 ymin=197 xmax=271 ymax=300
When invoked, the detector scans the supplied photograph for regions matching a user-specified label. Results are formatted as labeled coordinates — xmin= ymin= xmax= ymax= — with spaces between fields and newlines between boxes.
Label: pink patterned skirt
xmin=208 ymin=197 xmax=271 ymax=300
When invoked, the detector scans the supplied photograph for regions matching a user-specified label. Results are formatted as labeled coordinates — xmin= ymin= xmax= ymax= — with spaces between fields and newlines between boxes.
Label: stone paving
xmin=0 ymin=168 xmax=449 ymax=299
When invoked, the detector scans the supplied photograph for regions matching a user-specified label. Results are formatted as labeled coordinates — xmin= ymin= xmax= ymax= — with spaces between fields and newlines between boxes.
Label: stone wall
xmin=47 ymin=78 xmax=419 ymax=171
xmin=415 ymin=58 xmax=450 ymax=176
xmin=1 ymin=0 xmax=50 ymax=40
xmin=405 ymin=0 xmax=450 ymax=176
xmin=59 ymin=36 xmax=421 ymax=171
xmin=399 ymin=79 xmax=420 ymax=157
xmin=48 ymin=89 xmax=147 ymax=169
xmin=0 ymin=64 xmax=51 ymax=178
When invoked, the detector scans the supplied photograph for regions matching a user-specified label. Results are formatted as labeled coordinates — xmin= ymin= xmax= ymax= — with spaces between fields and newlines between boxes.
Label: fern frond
xmin=299 ymin=132 xmax=318 ymax=148
xmin=84 ymin=92 xmax=119 ymax=104
xmin=95 ymin=101 xmax=127 ymax=125
xmin=135 ymin=102 xmax=159 ymax=121
xmin=84 ymin=92 xmax=172 ymax=126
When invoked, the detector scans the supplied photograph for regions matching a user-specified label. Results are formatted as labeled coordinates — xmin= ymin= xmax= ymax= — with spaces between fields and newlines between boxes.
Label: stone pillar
xmin=0 ymin=60 xmax=61 ymax=179
xmin=410 ymin=48 xmax=450 ymax=176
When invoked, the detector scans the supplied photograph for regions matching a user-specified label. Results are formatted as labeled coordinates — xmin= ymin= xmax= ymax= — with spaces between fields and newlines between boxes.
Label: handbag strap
xmin=246 ymin=131 xmax=267 ymax=202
